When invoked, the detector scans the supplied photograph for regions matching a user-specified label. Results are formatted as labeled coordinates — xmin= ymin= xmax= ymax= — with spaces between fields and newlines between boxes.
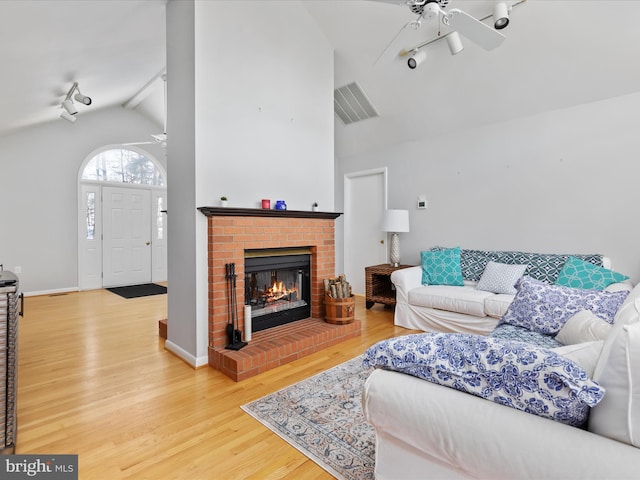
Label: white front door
xmin=102 ymin=186 xmax=152 ymax=287
xmin=344 ymin=168 xmax=388 ymax=295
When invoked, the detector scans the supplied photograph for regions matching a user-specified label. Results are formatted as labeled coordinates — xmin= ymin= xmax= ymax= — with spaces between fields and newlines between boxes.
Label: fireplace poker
xmin=225 ymin=263 xmax=234 ymax=346
xmin=226 ymin=262 xmax=247 ymax=350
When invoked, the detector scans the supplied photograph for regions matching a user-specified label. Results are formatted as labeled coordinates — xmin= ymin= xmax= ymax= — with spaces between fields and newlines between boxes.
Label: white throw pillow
xmin=476 ymin=261 xmax=527 ymax=295
xmin=552 ymin=340 xmax=604 ymax=377
xmin=588 ymin=320 xmax=640 ymax=446
xmin=555 ymin=310 xmax=612 ymax=345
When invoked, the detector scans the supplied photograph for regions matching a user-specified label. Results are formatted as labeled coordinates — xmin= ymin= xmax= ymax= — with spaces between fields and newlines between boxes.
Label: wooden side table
xmin=365 ymin=264 xmax=414 ymax=309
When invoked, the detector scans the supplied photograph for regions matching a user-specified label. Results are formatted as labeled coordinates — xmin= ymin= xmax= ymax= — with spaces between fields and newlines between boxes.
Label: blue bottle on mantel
xmin=275 ymin=200 xmax=287 ymax=210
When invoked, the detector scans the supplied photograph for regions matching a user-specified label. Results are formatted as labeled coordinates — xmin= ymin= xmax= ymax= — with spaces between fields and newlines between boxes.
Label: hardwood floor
xmin=16 ymin=289 xmax=410 ymax=479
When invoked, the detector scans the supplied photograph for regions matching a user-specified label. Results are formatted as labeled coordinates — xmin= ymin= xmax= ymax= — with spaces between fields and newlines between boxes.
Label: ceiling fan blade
xmin=374 ymin=18 xmax=421 ymax=66
xmin=443 ymin=9 xmax=505 ymax=51
xmin=123 ymin=141 xmax=155 ymax=146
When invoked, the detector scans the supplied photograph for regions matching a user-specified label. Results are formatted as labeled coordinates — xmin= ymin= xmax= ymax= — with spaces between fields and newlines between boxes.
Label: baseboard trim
xmin=165 ymin=340 xmax=208 ymax=368
xmin=24 ymin=287 xmax=79 ymax=297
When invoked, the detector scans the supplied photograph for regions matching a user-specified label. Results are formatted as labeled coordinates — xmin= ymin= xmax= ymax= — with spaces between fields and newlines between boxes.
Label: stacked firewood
xmin=323 ymin=274 xmax=352 ymax=299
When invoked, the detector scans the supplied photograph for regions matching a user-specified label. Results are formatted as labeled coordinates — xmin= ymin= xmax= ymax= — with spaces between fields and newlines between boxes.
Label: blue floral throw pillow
xmin=421 ymin=246 xmax=464 ymax=286
xmin=362 ymin=333 xmax=605 ymax=426
xmin=500 ymin=276 xmax=628 ymax=335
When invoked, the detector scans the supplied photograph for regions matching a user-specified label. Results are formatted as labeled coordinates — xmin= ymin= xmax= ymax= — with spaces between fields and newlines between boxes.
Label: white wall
xmin=0 ymin=107 xmax=165 ymax=294
xmin=337 ymin=91 xmax=640 ymax=283
xmin=165 ymin=0 xmax=334 ymax=366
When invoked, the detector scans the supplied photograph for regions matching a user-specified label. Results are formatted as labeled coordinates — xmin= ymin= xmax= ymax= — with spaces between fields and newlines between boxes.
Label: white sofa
xmin=391 ymin=252 xmax=624 ymax=335
xmin=363 ymin=278 xmax=640 ymax=479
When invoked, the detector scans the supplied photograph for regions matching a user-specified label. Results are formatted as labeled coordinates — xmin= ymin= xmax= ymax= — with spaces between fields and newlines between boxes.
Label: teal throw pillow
xmin=421 ymin=247 xmax=464 ymax=286
xmin=555 ymin=256 xmax=628 ymax=290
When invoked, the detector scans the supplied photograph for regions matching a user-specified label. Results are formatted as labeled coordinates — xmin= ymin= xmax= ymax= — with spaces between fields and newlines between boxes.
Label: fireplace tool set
xmin=225 ymin=262 xmax=247 ymax=351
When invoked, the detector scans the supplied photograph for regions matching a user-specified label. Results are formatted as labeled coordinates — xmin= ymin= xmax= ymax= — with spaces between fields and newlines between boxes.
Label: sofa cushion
xmin=421 ymin=247 xmax=464 ymax=286
xmin=555 ymin=256 xmax=628 ymax=290
xmin=588 ymin=319 xmax=640 ymax=447
xmin=555 ymin=310 xmax=612 ymax=345
xmin=363 ymin=333 xmax=605 ymax=427
xmin=500 ymin=276 xmax=629 ymax=335
xmin=409 ymin=285 xmax=493 ymax=317
xmin=484 ymin=294 xmax=514 ymax=319
xmin=476 ymin=261 xmax=527 ymax=295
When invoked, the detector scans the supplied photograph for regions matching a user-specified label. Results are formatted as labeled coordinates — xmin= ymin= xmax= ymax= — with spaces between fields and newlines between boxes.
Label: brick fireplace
xmin=199 ymin=207 xmax=361 ymax=381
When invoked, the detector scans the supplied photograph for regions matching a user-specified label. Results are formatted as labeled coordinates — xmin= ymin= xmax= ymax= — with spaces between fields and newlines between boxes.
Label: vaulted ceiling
xmin=2 ymin=1 xmax=639 ymax=159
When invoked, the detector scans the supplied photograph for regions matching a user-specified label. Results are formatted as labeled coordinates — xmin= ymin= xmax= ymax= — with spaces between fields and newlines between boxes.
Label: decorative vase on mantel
xmin=220 ymin=197 xmax=228 ymax=207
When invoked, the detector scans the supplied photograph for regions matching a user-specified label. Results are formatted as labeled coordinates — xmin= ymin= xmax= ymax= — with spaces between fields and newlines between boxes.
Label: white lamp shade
xmin=381 ymin=209 xmax=410 ymax=233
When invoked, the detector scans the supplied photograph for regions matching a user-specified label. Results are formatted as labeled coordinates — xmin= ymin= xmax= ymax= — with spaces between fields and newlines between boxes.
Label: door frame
xmin=343 ymin=167 xmax=388 ymax=292
xmin=77 ymin=145 xmax=167 ymax=291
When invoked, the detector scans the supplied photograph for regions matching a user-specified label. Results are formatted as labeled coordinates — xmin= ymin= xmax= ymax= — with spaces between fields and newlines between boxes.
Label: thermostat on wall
xmin=418 ymin=195 xmax=427 ymax=209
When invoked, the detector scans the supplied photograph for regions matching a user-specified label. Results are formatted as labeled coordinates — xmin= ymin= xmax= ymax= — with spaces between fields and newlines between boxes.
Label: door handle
xmin=146 ymin=241 xmax=151 ymax=246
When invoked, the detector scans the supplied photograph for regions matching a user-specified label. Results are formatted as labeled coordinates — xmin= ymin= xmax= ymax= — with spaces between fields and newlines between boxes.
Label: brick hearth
xmin=199 ymin=207 xmax=359 ymax=381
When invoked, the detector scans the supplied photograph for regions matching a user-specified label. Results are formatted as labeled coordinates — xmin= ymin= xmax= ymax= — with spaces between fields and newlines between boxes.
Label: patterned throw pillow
xmin=476 ymin=261 xmax=527 ymax=295
xmin=500 ymin=276 xmax=629 ymax=335
xmin=421 ymin=247 xmax=464 ymax=286
xmin=431 ymin=247 xmax=603 ymax=283
xmin=363 ymin=333 xmax=605 ymax=426
xmin=555 ymin=256 xmax=629 ymax=290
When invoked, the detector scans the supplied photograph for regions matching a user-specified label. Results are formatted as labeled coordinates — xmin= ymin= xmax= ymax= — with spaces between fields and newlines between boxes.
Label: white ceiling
xmin=2 ymin=0 xmax=640 ymax=159
xmin=0 ymin=0 xmax=166 ymax=136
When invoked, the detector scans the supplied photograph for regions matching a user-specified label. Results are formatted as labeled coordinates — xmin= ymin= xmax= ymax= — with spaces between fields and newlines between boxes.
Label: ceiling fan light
xmin=62 ymin=99 xmax=77 ymax=115
xmin=60 ymin=110 xmax=77 ymax=123
xmin=407 ymin=50 xmax=427 ymax=69
xmin=493 ymin=2 xmax=510 ymax=30
xmin=446 ymin=31 xmax=464 ymax=55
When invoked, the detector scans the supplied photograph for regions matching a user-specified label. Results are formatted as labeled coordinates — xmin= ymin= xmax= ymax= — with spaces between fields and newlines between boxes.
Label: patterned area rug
xmin=241 ymin=356 xmax=375 ymax=480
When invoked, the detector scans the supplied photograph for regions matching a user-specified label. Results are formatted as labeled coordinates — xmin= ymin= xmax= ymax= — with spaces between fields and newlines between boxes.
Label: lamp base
xmin=389 ymin=232 xmax=401 ymax=267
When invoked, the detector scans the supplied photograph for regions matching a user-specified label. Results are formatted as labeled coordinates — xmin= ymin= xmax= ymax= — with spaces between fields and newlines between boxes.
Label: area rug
xmin=241 ymin=356 xmax=375 ymax=480
xmin=106 ymin=283 xmax=167 ymax=299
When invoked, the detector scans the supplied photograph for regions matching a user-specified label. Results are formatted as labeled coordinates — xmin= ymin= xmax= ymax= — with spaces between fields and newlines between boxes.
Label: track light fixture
xmin=62 ymin=99 xmax=77 ymax=115
xmin=408 ymin=50 xmax=427 ymax=69
xmin=74 ymin=92 xmax=92 ymax=106
xmin=493 ymin=2 xmax=510 ymax=30
xmin=59 ymin=82 xmax=92 ymax=123
xmin=446 ymin=31 xmax=464 ymax=55
xmin=60 ymin=110 xmax=77 ymax=123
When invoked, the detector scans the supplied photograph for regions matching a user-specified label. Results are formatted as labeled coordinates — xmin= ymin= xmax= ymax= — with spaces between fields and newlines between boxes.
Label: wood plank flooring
xmin=16 ymin=288 xmax=411 ymax=479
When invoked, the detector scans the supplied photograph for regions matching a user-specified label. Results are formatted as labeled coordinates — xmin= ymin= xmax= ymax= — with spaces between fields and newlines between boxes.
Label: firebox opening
xmin=244 ymin=249 xmax=311 ymax=332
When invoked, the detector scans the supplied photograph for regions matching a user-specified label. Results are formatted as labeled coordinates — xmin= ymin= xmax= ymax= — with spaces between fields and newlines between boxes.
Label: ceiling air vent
xmin=334 ymin=82 xmax=378 ymax=125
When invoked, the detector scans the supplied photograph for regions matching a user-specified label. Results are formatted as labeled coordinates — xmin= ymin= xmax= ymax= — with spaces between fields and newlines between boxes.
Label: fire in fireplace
xmin=244 ymin=250 xmax=311 ymax=332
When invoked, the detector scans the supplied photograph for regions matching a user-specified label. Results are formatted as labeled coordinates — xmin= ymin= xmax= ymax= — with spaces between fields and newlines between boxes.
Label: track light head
xmin=493 ymin=2 xmax=510 ymax=30
xmin=446 ymin=31 xmax=464 ymax=55
xmin=62 ymin=99 xmax=77 ymax=115
xmin=74 ymin=93 xmax=92 ymax=105
xmin=60 ymin=110 xmax=77 ymax=123
xmin=407 ymin=50 xmax=427 ymax=69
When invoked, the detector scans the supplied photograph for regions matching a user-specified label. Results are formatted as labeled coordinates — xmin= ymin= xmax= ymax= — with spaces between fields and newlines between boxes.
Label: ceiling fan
xmin=124 ymin=73 xmax=167 ymax=149
xmin=372 ymin=0 xmax=507 ymax=64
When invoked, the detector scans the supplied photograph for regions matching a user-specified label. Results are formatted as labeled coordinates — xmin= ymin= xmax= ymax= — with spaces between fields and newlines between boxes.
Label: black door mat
xmin=106 ymin=283 xmax=167 ymax=299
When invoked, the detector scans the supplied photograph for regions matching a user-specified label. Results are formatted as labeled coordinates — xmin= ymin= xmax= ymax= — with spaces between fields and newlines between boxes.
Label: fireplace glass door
xmin=244 ymin=253 xmax=311 ymax=332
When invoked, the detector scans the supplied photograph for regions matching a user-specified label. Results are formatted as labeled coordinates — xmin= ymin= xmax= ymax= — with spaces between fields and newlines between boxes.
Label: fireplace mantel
xmin=198 ymin=206 xmax=341 ymax=220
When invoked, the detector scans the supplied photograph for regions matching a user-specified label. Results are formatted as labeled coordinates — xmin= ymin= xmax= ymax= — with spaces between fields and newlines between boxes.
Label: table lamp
xmin=381 ymin=209 xmax=410 ymax=267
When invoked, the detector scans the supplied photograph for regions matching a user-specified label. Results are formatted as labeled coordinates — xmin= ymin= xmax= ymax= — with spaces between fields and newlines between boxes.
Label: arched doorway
xmin=77 ymin=145 xmax=167 ymax=290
